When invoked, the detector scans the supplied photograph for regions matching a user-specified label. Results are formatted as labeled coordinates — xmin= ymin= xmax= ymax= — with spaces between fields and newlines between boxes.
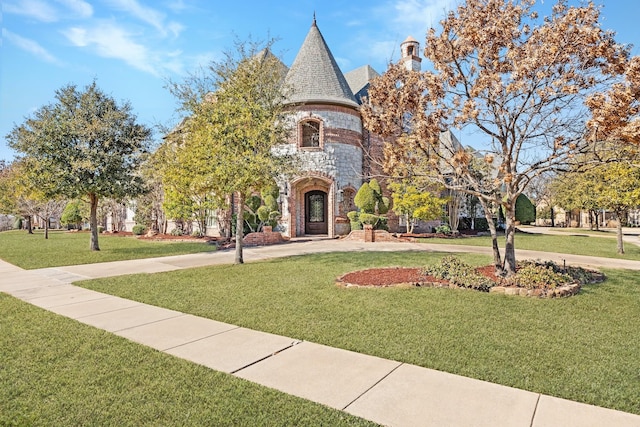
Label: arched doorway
xmin=305 ymin=190 xmax=328 ymax=234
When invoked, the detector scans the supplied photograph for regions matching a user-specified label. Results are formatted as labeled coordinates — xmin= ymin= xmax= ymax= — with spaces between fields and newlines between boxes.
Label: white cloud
xmin=391 ymin=0 xmax=454 ymax=37
xmin=106 ymin=0 xmax=184 ymax=37
xmin=3 ymin=28 xmax=62 ymax=64
xmin=166 ymin=0 xmax=188 ymax=13
xmin=55 ymin=0 xmax=93 ymax=18
xmin=63 ymin=22 xmax=159 ymax=75
xmin=4 ymin=0 xmax=94 ymax=21
xmin=3 ymin=0 xmax=59 ymax=22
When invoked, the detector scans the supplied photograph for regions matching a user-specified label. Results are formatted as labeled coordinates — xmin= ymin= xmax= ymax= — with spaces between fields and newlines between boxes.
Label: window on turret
xmin=300 ymin=120 xmax=321 ymax=148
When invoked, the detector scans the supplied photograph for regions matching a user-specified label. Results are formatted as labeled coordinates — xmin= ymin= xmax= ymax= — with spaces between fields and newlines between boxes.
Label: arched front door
xmin=305 ymin=190 xmax=328 ymax=234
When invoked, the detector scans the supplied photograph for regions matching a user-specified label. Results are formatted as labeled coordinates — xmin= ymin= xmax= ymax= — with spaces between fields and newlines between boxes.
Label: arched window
xmin=300 ymin=119 xmax=321 ymax=148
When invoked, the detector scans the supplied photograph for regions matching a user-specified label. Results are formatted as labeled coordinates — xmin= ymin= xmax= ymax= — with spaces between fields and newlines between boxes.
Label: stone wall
xmin=243 ymin=226 xmax=288 ymax=246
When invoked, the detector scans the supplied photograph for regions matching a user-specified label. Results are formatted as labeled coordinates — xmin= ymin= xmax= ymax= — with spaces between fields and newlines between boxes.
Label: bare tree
xmin=362 ymin=0 xmax=629 ymax=275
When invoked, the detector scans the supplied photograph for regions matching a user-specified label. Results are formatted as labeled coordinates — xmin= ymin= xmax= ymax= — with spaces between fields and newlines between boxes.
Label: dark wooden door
xmin=305 ymin=190 xmax=328 ymax=234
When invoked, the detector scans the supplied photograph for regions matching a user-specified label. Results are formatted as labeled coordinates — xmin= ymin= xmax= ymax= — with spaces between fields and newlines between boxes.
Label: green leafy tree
xmin=552 ymin=168 xmax=602 ymax=229
xmin=61 ymin=199 xmax=88 ymax=229
xmin=6 ymin=81 xmax=152 ymax=250
xmin=389 ymin=181 xmax=447 ymax=233
xmin=166 ymin=39 xmax=294 ymax=263
xmin=155 ymin=133 xmax=217 ymax=236
xmin=594 ymin=162 xmax=640 ymax=254
xmin=0 ymin=159 xmax=65 ymax=238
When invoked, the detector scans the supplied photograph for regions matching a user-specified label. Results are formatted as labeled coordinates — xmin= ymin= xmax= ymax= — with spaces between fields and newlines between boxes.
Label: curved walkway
xmin=2 ymin=238 xmax=640 ymax=427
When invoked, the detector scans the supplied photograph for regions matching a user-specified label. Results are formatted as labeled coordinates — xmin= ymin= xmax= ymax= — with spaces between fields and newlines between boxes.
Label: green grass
xmin=0 ymin=293 xmax=375 ymax=426
xmin=77 ymin=251 xmax=640 ymax=415
xmin=546 ymin=227 xmax=639 ymax=237
xmin=422 ymin=232 xmax=640 ymax=260
xmin=0 ymin=230 xmax=215 ymax=269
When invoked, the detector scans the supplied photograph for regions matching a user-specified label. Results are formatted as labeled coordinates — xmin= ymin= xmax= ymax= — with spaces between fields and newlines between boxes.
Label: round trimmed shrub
xmin=132 ymin=224 xmax=146 ymax=235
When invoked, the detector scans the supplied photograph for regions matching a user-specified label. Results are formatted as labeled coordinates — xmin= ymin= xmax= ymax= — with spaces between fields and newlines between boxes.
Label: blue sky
xmin=1 ymin=0 xmax=637 ymax=162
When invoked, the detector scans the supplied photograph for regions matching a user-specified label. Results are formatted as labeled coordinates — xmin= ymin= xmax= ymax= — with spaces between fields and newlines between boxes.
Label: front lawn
xmin=0 ymin=293 xmax=375 ymax=426
xmin=0 ymin=230 xmax=215 ymax=269
xmin=423 ymin=232 xmax=640 ymax=260
xmin=77 ymin=251 xmax=640 ymax=415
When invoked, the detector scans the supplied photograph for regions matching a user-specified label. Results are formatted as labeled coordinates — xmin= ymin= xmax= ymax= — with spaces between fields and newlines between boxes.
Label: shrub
xmin=473 ymin=218 xmax=489 ymax=231
xmin=97 ymin=226 xmax=104 ymax=233
xmin=132 ymin=225 xmax=146 ymax=235
xmin=423 ymin=256 xmax=493 ymax=292
xmin=503 ymin=259 xmax=599 ymax=289
xmin=170 ymin=228 xmax=183 ymax=236
xmin=354 ymin=182 xmax=376 ymax=213
xmin=191 ymin=230 xmax=204 ymax=238
xmin=435 ymin=224 xmax=451 ymax=234
xmin=347 ymin=211 xmax=362 ymax=230
xmin=352 ymin=180 xmax=390 ymax=230
xmin=515 ymin=193 xmax=536 ymax=224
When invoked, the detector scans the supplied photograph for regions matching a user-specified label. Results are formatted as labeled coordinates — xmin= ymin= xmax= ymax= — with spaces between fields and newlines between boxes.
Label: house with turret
xmin=275 ymin=17 xmax=424 ymax=237
xmin=114 ymin=18 xmax=438 ymax=237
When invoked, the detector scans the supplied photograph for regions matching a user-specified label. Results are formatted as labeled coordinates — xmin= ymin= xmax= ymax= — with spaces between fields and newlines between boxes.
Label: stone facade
xmin=275 ymin=19 xmax=413 ymax=238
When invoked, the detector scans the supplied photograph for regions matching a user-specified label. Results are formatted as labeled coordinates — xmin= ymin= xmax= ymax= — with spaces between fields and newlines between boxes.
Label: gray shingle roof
xmin=284 ymin=19 xmax=359 ymax=108
xmin=344 ymin=65 xmax=380 ymax=104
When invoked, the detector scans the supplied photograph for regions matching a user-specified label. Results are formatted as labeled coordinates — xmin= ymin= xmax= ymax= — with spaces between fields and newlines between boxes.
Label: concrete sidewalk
xmin=2 ymin=240 xmax=640 ymax=426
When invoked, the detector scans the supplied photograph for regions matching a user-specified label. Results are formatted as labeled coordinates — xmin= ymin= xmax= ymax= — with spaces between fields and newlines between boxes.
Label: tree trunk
xmin=89 ymin=193 xmax=100 ymax=251
xmin=479 ymin=198 xmax=502 ymax=274
xmin=550 ymin=207 xmax=555 ymax=227
xmin=44 ymin=216 xmax=49 ymax=239
xmin=616 ymin=210 xmax=625 ymax=254
xmin=235 ymin=193 xmax=244 ymax=264
xmin=406 ymin=213 xmax=411 ymax=234
xmin=503 ymin=203 xmax=518 ymax=276
xmin=25 ymin=216 xmax=33 ymax=234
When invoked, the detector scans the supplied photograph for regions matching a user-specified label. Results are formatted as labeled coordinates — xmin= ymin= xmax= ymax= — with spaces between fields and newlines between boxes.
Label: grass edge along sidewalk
xmin=77 ymin=251 xmax=640 ymax=417
xmin=0 ymin=230 xmax=215 ymax=269
xmin=0 ymin=293 xmax=376 ymax=426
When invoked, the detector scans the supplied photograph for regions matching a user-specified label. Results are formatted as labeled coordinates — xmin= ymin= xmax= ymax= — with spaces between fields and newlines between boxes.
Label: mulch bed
xmin=336 ymin=265 xmax=602 ymax=298
xmin=337 ymin=267 xmax=447 ymax=288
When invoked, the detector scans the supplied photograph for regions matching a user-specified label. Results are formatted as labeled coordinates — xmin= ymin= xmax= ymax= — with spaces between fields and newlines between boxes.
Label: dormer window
xmin=300 ymin=119 xmax=322 ymax=148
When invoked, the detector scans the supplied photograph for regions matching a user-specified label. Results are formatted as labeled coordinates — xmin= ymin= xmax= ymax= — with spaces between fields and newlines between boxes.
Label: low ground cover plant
xmin=422 ymin=256 xmax=602 ymax=294
xmin=422 ymin=255 xmax=493 ymax=291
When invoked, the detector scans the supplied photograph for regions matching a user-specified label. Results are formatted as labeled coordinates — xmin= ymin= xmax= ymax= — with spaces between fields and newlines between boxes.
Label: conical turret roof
xmin=284 ymin=18 xmax=359 ymax=108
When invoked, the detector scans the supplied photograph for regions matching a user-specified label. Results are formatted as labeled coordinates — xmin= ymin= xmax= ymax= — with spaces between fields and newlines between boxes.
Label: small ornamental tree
xmin=389 ymin=181 xmax=447 ymax=233
xmin=6 ymin=81 xmax=152 ymax=251
xmin=243 ymin=188 xmax=280 ymax=234
xmin=349 ymin=179 xmax=390 ymax=229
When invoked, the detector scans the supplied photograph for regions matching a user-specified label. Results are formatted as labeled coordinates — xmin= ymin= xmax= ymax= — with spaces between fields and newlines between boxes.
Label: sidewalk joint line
xmin=529 ymin=393 xmax=541 ymax=427
xmin=73 ymin=301 xmax=148 ymax=320
xmin=34 ymin=293 xmax=115 ymax=308
xmin=341 ymin=362 xmax=404 ymax=411
xmin=229 ymin=340 xmax=302 ymax=375
xmin=161 ymin=326 xmax=243 ymax=351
